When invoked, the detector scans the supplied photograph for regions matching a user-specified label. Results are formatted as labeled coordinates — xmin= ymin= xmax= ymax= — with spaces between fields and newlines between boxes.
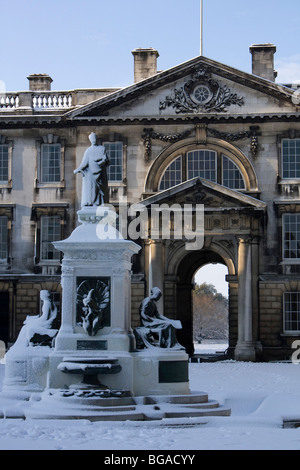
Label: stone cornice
xmin=0 ymin=112 xmax=300 ymax=130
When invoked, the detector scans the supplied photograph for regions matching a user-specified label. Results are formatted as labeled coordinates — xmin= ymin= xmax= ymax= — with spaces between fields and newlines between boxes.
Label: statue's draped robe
xmin=76 ymin=144 xmax=109 ymax=207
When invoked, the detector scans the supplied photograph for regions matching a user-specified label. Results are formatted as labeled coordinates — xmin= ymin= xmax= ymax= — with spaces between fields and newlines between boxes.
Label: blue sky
xmin=1 ymin=0 xmax=300 ymax=91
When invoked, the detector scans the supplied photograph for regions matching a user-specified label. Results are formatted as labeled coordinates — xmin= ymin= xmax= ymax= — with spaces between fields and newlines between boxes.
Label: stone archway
xmin=162 ymin=236 xmax=262 ymax=360
xmin=141 ymin=176 xmax=266 ymax=361
xmin=168 ymin=244 xmax=234 ymax=357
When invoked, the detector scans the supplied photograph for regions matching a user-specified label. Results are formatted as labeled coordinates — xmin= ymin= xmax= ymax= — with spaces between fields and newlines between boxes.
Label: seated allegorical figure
xmin=134 ymin=287 xmax=184 ymax=350
xmin=13 ymin=290 xmax=58 ymax=348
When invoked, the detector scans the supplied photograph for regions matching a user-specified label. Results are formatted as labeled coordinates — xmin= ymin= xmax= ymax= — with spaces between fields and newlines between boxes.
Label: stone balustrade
xmin=0 ymin=94 xmax=20 ymax=109
xmin=0 ymin=92 xmax=72 ymax=111
xmin=32 ymin=93 xmax=73 ymax=109
xmin=0 ymin=88 xmax=119 ymax=113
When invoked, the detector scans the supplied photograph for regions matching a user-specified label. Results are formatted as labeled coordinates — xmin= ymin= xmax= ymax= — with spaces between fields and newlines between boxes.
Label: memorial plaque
xmin=159 ymin=360 xmax=189 ymax=383
xmin=77 ymin=340 xmax=108 ymax=350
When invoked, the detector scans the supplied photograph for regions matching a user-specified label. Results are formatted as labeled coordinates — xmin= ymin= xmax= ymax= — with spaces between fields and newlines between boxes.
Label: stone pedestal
xmin=2 ymin=205 xmax=193 ymax=420
xmin=132 ymin=349 xmax=189 ymax=396
xmin=48 ymin=206 xmax=190 ymax=396
xmin=48 ymin=206 xmax=140 ymax=390
xmin=3 ymin=346 xmax=52 ymax=396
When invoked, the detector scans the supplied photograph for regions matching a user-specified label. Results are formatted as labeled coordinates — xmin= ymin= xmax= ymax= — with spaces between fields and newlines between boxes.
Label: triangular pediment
xmin=66 ymin=55 xmax=298 ymax=122
xmin=141 ymin=177 xmax=267 ymax=212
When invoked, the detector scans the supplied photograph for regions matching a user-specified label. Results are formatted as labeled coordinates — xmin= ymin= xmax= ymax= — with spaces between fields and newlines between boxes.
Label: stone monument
xmin=74 ymin=132 xmax=109 ymax=207
xmin=1 ymin=134 xmax=230 ymax=421
xmin=3 ymin=290 xmax=59 ymax=396
xmin=134 ymin=287 xmax=183 ymax=349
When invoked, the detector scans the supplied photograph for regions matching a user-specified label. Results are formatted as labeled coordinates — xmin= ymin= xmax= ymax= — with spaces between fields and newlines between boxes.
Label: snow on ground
xmin=1 ymin=343 xmax=300 ymax=450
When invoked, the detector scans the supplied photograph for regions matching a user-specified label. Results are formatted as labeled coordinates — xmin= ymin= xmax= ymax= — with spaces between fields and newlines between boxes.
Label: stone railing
xmin=0 ymin=92 xmax=73 ymax=111
xmin=32 ymin=93 xmax=73 ymax=109
xmin=0 ymin=94 xmax=20 ymax=109
xmin=0 ymin=88 xmax=120 ymax=112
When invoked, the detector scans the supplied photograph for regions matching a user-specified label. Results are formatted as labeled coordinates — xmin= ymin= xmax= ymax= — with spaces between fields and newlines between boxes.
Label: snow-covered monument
xmin=0 ymin=135 xmax=230 ymax=421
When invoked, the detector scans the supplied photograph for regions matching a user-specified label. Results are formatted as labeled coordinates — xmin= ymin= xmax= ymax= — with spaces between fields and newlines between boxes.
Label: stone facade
xmin=0 ymin=44 xmax=300 ymax=361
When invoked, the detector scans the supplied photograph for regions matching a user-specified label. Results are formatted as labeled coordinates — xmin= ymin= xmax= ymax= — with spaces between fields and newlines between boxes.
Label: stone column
xmin=234 ymin=236 xmax=256 ymax=361
xmin=251 ymin=237 xmax=263 ymax=357
xmin=147 ymin=240 xmax=164 ymax=313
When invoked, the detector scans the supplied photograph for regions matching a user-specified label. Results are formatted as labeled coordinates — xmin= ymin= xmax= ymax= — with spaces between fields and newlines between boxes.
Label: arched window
xmin=159 ymin=156 xmax=182 ymax=191
xmin=187 ymin=150 xmax=217 ymax=182
xmin=222 ymin=155 xmax=245 ymax=190
xmin=158 ymin=150 xmax=245 ymax=191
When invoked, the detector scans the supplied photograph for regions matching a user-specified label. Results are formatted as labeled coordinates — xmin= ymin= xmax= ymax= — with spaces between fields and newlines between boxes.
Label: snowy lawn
xmin=1 ymin=346 xmax=300 ymax=450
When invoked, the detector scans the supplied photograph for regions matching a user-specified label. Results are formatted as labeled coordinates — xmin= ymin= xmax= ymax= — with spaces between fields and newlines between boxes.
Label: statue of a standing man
xmin=74 ymin=133 xmax=110 ymax=207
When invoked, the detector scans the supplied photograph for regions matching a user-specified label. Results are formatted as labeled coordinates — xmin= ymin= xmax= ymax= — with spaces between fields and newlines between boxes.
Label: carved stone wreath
xmin=159 ymin=66 xmax=244 ymax=114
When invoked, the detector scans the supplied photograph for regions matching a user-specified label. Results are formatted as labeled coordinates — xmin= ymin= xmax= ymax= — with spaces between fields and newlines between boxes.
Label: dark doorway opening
xmin=0 ymin=292 xmax=9 ymax=345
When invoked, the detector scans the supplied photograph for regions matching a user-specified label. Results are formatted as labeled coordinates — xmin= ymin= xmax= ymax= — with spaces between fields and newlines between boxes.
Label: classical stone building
xmin=0 ymin=43 xmax=299 ymax=361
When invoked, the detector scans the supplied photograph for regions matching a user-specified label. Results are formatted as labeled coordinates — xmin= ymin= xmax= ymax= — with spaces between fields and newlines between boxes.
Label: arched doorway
xmin=193 ymin=264 xmax=229 ymax=355
xmin=142 ymin=172 xmax=266 ymax=361
xmin=173 ymin=247 xmax=234 ymax=356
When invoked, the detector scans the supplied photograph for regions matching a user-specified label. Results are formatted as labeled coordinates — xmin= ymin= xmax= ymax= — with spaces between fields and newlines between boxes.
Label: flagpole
xmin=200 ymin=0 xmax=203 ymax=56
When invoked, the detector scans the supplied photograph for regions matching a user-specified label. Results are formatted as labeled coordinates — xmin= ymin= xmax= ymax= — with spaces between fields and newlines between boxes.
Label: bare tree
xmin=193 ymin=283 xmax=228 ymax=341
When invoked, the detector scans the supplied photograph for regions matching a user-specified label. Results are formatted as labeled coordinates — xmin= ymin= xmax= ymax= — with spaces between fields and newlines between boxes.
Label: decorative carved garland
xmin=142 ymin=125 xmax=260 ymax=160
xmin=142 ymin=128 xmax=193 ymax=160
xmin=208 ymin=127 xmax=260 ymax=157
xmin=159 ymin=66 xmax=245 ymax=114
xmin=207 ymin=128 xmax=250 ymax=142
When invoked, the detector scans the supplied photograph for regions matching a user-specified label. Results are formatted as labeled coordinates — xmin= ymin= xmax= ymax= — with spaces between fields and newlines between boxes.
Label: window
xmin=0 ymin=145 xmax=9 ymax=183
xmin=284 ymin=292 xmax=300 ymax=332
xmin=35 ymin=135 xmax=65 ymax=189
xmin=41 ymin=144 xmax=61 ymax=183
xmin=282 ymin=139 xmax=300 ymax=179
xmin=187 ymin=150 xmax=217 ymax=182
xmin=0 ymin=137 xmax=12 ymax=189
xmin=158 ymin=149 xmax=245 ymax=191
xmin=31 ymin=203 xmax=68 ymax=266
xmin=192 ymin=85 xmax=212 ymax=105
xmin=104 ymin=142 xmax=123 ymax=182
xmin=159 ymin=156 xmax=182 ymax=190
xmin=0 ymin=217 xmax=7 ymax=260
xmin=283 ymin=214 xmax=300 ymax=260
xmin=222 ymin=155 xmax=245 ymax=189
xmin=40 ymin=216 xmax=61 ymax=261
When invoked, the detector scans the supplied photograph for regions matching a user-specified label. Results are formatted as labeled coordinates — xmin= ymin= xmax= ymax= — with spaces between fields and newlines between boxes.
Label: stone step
xmin=49 ymin=399 xmax=221 ymax=415
xmin=161 ymin=406 xmax=231 ymax=420
xmin=181 ymin=399 xmax=222 ymax=409
xmin=143 ymin=392 xmax=209 ymax=404
xmin=26 ymin=406 xmax=231 ymax=422
xmin=24 ymin=390 xmax=231 ymax=422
